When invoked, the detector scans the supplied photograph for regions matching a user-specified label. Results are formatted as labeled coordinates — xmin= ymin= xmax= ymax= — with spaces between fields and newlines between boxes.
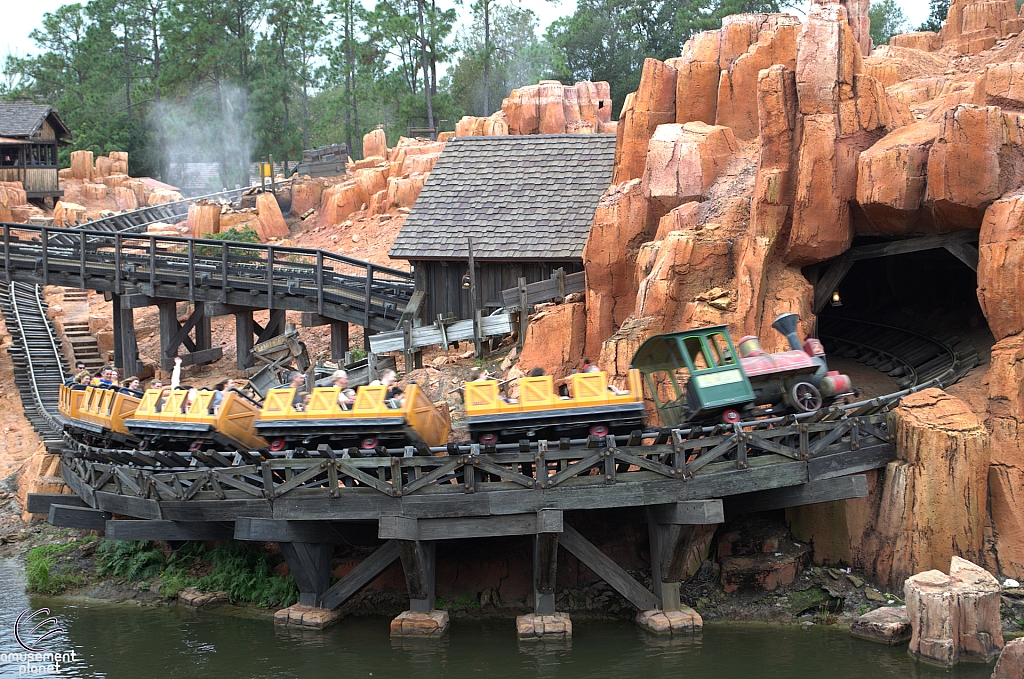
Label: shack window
xmin=0 ymin=148 xmax=16 ymax=167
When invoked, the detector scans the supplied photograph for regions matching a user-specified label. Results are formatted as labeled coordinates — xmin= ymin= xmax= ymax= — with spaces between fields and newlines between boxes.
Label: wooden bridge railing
xmin=62 ymin=414 xmax=893 ymax=509
xmin=0 ymin=222 xmax=414 ymax=332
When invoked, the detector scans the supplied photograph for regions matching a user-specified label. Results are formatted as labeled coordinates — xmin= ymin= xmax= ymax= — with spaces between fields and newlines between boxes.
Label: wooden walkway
xmin=1 ymin=222 xmax=414 ymax=333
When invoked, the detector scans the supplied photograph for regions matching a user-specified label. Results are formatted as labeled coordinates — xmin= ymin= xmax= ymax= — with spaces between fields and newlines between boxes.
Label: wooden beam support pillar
xmin=534 ymin=532 xmax=559 ymax=616
xmin=195 ymin=303 xmax=213 ymax=352
xmin=646 ymin=503 xmax=722 ymax=612
xmin=278 ymin=541 xmax=334 ymax=608
xmin=330 ymin=321 xmax=349 ymax=362
xmin=397 ymin=539 xmax=436 ymax=614
xmin=118 ymin=300 xmax=141 ymax=377
xmin=157 ymin=300 xmax=178 ymax=368
xmin=235 ymin=311 xmax=255 ymax=369
xmin=111 ymin=292 xmax=123 ymax=369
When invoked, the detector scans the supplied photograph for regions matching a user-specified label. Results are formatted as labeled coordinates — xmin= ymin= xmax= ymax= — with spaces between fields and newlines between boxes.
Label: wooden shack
xmin=389 ymin=134 xmax=616 ymax=321
xmin=0 ymin=103 xmax=71 ymax=201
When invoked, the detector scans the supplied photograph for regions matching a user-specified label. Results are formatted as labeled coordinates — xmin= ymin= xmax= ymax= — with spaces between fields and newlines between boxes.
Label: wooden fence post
xmin=517 ymin=276 xmax=528 ymax=350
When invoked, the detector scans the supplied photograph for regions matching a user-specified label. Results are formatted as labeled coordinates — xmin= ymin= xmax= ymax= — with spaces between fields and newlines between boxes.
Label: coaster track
xmin=0 ymin=282 xmax=67 ymax=450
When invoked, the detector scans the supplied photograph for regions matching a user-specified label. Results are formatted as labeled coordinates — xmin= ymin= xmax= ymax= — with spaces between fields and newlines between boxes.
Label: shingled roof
xmin=390 ymin=134 xmax=616 ymax=261
xmin=0 ymin=103 xmax=70 ymax=139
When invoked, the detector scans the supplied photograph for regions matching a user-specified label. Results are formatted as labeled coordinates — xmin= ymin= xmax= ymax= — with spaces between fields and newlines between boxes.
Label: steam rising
xmin=156 ymin=85 xmax=253 ymax=194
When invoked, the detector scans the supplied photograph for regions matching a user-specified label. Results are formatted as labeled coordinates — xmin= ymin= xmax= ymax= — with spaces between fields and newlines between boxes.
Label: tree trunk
xmin=344 ymin=0 xmax=354 ymax=157
xmin=417 ymin=0 xmax=434 ymax=137
xmin=483 ymin=0 xmax=490 ymax=116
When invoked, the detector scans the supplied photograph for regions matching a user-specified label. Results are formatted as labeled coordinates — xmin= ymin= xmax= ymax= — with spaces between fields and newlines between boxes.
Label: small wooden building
xmin=0 ymin=103 xmax=71 ymax=201
xmin=389 ymin=134 xmax=616 ymax=321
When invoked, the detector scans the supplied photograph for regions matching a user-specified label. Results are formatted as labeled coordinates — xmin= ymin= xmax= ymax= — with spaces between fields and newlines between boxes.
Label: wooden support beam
xmin=234 ymin=518 xmax=361 ymax=543
xmin=105 ymin=520 xmax=234 ymax=541
xmin=534 ymin=532 xmax=559 ymax=616
xmin=171 ymin=347 xmax=222 ymax=369
xmin=397 ymin=539 xmax=436 ymax=614
xmin=331 ymin=321 xmax=349 ymax=361
xmin=379 ymin=511 xmax=563 ymax=541
xmin=944 ymin=242 xmax=979 ymax=272
xmin=318 ymin=540 xmax=400 ymax=611
xmin=559 ymin=524 xmax=660 ymax=611
xmin=235 ymin=311 xmax=255 ymax=369
xmin=27 ymin=493 xmax=87 ymax=515
xmin=646 ymin=518 xmax=717 ymax=612
xmin=48 ymin=504 xmax=111 ymax=531
xmin=279 ymin=542 xmax=334 ymax=607
xmin=119 ymin=304 xmax=141 ymax=376
xmin=646 ymin=500 xmax=724 ymax=525
xmin=111 ymin=292 xmax=122 ymax=369
xmin=813 ymin=255 xmax=853 ymax=314
xmin=723 ymin=474 xmax=869 ymax=516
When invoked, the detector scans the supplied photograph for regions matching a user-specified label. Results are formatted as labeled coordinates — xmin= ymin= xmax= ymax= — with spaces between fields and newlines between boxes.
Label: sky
xmin=0 ymin=0 xmax=930 ymax=60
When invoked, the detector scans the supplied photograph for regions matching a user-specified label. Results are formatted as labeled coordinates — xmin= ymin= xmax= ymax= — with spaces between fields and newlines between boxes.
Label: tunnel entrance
xmin=809 ymin=235 xmax=992 ymax=398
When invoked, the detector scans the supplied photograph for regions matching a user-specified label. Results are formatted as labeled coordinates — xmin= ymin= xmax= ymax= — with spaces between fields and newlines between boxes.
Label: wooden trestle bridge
xmin=0 ymin=194 xmax=979 ymax=630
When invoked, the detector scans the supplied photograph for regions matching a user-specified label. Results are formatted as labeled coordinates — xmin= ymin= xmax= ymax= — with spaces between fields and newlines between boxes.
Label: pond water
xmin=0 ymin=559 xmax=998 ymax=679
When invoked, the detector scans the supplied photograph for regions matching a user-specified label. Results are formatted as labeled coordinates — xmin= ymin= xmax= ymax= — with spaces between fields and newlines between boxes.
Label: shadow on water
xmin=0 ymin=559 xmax=998 ymax=679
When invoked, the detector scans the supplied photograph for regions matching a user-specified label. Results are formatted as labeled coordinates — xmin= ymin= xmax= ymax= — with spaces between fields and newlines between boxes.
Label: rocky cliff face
xmin=518 ymin=0 xmax=1024 ymax=589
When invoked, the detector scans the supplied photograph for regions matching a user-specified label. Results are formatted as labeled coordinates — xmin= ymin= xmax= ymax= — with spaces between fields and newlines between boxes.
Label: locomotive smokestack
xmin=772 ymin=313 xmax=803 ymax=352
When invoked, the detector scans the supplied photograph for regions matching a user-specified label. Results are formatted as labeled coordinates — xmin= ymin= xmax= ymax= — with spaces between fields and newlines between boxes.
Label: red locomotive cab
xmin=803 ymin=338 xmax=825 ymax=357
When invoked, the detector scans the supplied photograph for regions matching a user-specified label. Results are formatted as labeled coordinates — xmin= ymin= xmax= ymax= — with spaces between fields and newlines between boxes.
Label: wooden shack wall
xmin=413 ymin=259 xmax=583 ymax=322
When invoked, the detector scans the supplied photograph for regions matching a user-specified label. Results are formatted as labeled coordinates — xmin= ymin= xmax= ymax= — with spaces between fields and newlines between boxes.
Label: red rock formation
xmin=642 ymin=122 xmax=738 ymax=216
xmin=187 ymin=201 xmax=221 ymax=238
xmin=613 ymin=59 xmax=678 ymax=183
xmin=993 ymin=637 xmax=1024 ymax=678
xmin=925 ymin=105 xmax=1006 ymax=230
xmin=979 ymin=192 xmax=1024 ymax=339
xmin=941 ymin=0 xmax=1022 ymax=54
xmin=54 ymin=201 xmax=87 ymax=227
xmin=290 ymin=180 xmax=323 ymax=216
xmin=856 ymin=122 xmax=939 ymax=235
xmin=785 ymin=3 xmax=908 ymax=264
xmin=490 ymin=80 xmax=612 ymax=136
xmin=70 ymin=150 xmax=93 ymax=181
xmin=363 ymin=128 xmax=388 ymax=161
xmin=790 ymin=390 xmax=990 ymax=590
xmin=255 ymin=193 xmax=290 ymax=241
xmin=813 ymin=0 xmax=870 ymax=56
xmin=891 ymin=31 xmax=940 ymax=51
xmin=905 ymin=557 xmax=1003 ymax=666
xmin=582 ymin=180 xmax=651 ymax=358
xmin=986 ymin=335 xmax=1024 ymax=580
xmin=517 ymin=301 xmax=587 ymax=378
xmin=735 ymin=64 xmax=798 ymax=335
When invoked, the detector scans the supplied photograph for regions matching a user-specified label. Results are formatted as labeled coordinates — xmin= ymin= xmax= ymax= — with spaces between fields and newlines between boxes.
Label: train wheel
xmin=789 ymin=382 xmax=823 ymax=413
xmin=721 ymin=409 xmax=741 ymax=424
xmin=269 ymin=438 xmax=286 ymax=452
xmin=589 ymin=424 xmax=609 ymax=438
xmin=478 ymin=432 xmax=499 ymax=445
xmin=361 ymin=437 xmax=379 ymax=451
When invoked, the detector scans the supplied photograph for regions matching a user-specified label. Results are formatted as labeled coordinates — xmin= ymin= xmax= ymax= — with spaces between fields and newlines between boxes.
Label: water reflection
xmin=0 ymin=559 xmax=998 ymax=679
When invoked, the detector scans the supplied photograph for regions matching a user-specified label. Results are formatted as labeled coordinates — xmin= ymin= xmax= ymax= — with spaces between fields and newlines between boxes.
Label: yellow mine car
xmin=60 ymin=384 xmax=140 ymax=444
xmin=464 ymin=370 xmax=646 ymax=443
xmin=126 ymin=389 xmax=266 ymax=452
xmin=254 ymin=384 xmax=451 ymax=454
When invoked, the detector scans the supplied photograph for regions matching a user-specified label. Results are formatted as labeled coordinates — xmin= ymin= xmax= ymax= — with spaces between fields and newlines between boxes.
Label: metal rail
xmin=0 ymin=282 xmax=67 ymax=446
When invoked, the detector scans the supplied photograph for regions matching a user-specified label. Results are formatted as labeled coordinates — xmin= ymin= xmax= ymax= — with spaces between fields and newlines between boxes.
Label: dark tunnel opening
xmin=812 ymin=243 xmax=993 ymax=398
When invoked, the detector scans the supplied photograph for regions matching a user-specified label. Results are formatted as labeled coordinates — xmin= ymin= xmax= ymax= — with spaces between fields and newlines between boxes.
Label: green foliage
xmin=920 ymin=0 xmax=949 ymax=32
xmin=205 ymin=227 xmax=260 ymax=243
xmin=446 ymin=4 xmax=558 ymax=117
xmin=25 ymin=537 xmax=95 ymax=595
xmin=97 ymin=540 xmax=166 ymax=581
xmin=194 ymin=542 xmax=298 ymax=607
xmin=869 ymin=0 xmax=908 ymax=46
xmin=547 ymin=0 xmax=780 ymax=116
xmin=194 ymin=227 xmax=261 ymax=256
